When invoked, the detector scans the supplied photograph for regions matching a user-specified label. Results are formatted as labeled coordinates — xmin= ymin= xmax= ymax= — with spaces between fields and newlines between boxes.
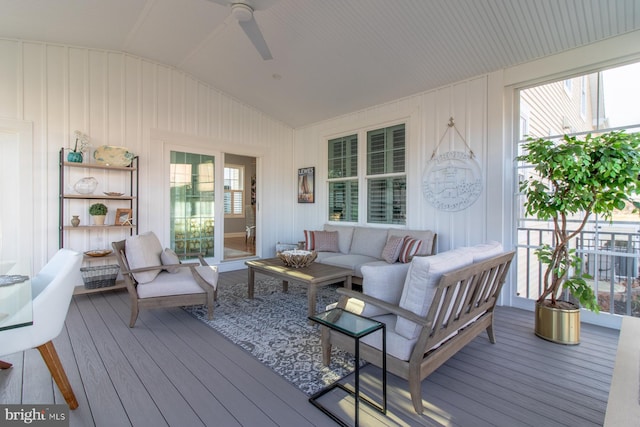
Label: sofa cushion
xmin=313 ymin=231 xmax=340 ymax=252
xmin=125 ymin=232 xmax=164 ymax=283
xmin=360 ymin=314 xmax=418 ymax=361
xmin=398 ymin=236 xmax=423 ymax=263
xmin=381 ymin=235 xmax=404 ymax=263
xmin=161 ymin=248 xmax=181 ymax=273
xmin=359 ymin=262 xmax=410 ymax=315
xmin=323 ymin=224 xmax=355 ymax=254
xmin=319 ymin=253 xmax=380 ymax=277
xmin=395 ymin=249 xmax=474 ymax=339
xmin=349 ymin=227 xmax=389 ymax=258
xmin=463 ymin=240 xmax=503 ymax=262
xmin=388 ymin=229 xmax=436 ymax=256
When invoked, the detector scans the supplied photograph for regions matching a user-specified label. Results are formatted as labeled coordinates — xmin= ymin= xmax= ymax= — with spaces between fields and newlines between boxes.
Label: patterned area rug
xmin=184 ymin=278 xmax=361 ymax=396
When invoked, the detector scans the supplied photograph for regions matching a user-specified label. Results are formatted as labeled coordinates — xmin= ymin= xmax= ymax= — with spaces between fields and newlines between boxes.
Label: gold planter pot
xmin=534 ymin=301 xmax=580 ymax=345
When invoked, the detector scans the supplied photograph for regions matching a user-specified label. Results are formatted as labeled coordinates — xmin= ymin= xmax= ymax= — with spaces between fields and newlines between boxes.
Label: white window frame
xmin=224 ymin=164 xmax=244 ymax=218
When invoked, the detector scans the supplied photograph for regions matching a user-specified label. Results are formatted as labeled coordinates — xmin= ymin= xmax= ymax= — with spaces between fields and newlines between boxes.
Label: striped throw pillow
xmin=398 ymin=236 xmax=423 ymax=263
xmin=304 ymin=230 xmax=316 ymax=250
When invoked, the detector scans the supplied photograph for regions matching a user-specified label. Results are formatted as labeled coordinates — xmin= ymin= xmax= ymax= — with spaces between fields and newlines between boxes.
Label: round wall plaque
xmin=422 ymin=151 xmax=483 ymax=212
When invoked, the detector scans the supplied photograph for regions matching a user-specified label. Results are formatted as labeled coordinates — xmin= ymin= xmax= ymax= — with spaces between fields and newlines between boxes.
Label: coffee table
xmin=245 ymin=258 xmax=353 ymax=319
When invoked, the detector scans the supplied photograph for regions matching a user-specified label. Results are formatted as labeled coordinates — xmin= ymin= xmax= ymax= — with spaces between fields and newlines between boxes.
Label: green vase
xmin=67 ymin=151 xmax=83 ymax=163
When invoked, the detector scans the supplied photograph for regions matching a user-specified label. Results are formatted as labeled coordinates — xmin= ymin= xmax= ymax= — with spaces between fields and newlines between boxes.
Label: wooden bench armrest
xmin=336 ymin=288 xmax=431 ymax=327
xmin=180 ymin=252 xmax=209 ymax=266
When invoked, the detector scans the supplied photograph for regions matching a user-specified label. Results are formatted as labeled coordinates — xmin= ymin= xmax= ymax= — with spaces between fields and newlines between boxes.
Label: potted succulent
xmin=518 ymin=130 xmax=640 ymax=344
xmin=89 ymin=203 xmax=108 ymax=225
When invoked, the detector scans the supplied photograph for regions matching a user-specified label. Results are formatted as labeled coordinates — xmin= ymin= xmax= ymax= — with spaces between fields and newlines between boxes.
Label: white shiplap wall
xmin=0 ymin=39 xmax=294 ymax=271
xmin=292 ymin=72 xmax=511 ymax=254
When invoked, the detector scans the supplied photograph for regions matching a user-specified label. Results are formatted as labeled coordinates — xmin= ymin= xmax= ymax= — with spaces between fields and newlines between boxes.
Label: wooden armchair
xmin=112 ymin=232 xmax=218 ymax=327
xmin=322 ymin=250 xmax=515 ymax=413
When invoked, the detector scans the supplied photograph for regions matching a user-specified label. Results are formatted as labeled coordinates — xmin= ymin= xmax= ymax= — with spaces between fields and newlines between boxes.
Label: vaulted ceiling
xmin=1 ymin=0 xmax=639 ymax=127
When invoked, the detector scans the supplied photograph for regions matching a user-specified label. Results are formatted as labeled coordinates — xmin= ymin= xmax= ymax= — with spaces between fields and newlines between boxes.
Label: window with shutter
xmin=224 ymin=165 xmax=244 ymax=217
xmin=328 ymin=135 xmax=358 ymax=222
xmin=327 ymin=123 xmax=406 ymax=225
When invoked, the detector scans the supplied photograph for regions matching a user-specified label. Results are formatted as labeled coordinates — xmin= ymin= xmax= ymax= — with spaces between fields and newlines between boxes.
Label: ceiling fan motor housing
xmin=231 ymin=3 xmax=253 ymax=22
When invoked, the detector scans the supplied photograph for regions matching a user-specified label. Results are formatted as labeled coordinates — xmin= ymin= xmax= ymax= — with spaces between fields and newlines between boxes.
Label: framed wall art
xmin=298 ymin=167 xmax=315 ymax=203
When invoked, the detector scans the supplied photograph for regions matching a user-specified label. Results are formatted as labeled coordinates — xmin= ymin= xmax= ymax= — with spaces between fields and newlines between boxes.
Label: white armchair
xmin=0 ymin=248 xmax=83 ymax=409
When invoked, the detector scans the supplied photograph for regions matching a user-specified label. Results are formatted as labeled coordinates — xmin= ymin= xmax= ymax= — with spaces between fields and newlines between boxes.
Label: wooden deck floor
xmin=1 ymin=269 xmax=620 ymax=426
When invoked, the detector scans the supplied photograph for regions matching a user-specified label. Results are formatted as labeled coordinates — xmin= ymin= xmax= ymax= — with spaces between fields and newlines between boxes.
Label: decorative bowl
xmin=277 ymin=250 xmax=317 ymax=268
xmin=84 ymin=249 xmax=112 ymax=257
xmin=73 ymin=176 xmax=98 ymax=194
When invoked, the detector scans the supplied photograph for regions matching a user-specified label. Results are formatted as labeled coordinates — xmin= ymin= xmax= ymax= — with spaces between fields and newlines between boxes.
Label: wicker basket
xmin=80 ymin=264 xmax=120 ymax=289
xmin=277 ymin=250 xmax=317 ymax=268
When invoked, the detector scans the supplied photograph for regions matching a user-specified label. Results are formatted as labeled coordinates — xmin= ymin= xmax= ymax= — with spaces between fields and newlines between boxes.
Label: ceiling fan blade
xmin=239 ymin=18 xmax=273 ymax=60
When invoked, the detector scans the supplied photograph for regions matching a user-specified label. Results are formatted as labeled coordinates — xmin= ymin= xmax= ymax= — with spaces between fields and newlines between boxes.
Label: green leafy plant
xmin=89 ymin=203 xmax=108 ymax=216
xmin=518 ymin=130 xmax=640 ymax=311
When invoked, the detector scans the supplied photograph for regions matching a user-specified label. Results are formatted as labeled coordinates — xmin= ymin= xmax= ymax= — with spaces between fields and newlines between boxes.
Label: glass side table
xmin=309 ymin=308 xmax=386 ymax=427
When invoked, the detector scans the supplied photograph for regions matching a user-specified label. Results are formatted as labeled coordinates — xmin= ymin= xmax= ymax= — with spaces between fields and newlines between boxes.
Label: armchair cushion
xmin=161 ymin=248 xmax=181 ymax=273
xmin=395 ymin=249 xmax=474 ymax=339
xmin=194 ymin=265 xmax=219 ymax=288
xmin=126 ymin=232 xmax=163 ymax=283
xmin=136 ymin=269 xmax=208 ymax=298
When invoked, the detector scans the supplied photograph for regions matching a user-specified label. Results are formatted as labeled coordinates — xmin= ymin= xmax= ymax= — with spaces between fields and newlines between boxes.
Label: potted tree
xmin=518 ymin=130 xmax=640 ymax=344
xmin=89 ymin=203 xmax=108 ymax=226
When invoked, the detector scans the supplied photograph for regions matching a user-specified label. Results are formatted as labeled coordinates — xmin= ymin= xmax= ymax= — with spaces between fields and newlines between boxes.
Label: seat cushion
xmin=136 ymin=269 xmax=206 ymax=298
xmin=323 ymin=224 xmax=355 ymax=254
xmin=349 ymin=227 xmax=389 ymax=258
xmin=194 ymin=265 xmax=218 ymax=289
xmin=395 ymin=249 xmax=474 ymax=339
xmin=318 ymin=254 xmax=380 ymax=277
xmin=359 ymin=314 xmax=418 ymax=361
xmin=126 ymin=232 xmax=164 ymax=283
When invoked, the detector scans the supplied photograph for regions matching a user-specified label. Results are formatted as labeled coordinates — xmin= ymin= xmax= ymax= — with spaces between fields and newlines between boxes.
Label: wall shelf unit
xmin=59 ymin=148 xmax=139 ymax=295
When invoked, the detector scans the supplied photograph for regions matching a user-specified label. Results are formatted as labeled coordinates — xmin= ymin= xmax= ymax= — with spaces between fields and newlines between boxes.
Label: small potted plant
xmin=518 ymin=130 xmax=640 ymax=344
xmin=89 ymin=203 xmax=108 ymax=225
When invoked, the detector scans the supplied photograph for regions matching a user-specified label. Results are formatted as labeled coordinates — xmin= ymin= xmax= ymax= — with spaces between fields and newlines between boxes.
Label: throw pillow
xmin=381 ymin=235 xmax=405 ymax=263
xmin=161 ymin=248 xmax=181 ymax=273
xmin=398 ymin=236 xmax=423 ymax=263
xmin=313 ymin=231 xmax=340 ymax=252
xmin=304 ymin=230 xmax=316 ymax=250
xmin=125 ymin=231 xmax=163 ymax=283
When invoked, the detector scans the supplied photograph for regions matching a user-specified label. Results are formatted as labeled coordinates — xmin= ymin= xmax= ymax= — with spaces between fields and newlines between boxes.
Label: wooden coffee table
xmin=245 ymin=258 xmax=353 ymax=319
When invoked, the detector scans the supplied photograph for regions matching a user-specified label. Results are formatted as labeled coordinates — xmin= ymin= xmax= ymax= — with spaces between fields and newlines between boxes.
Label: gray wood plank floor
xmin=1 ymin=269 xmax=620 ymax=426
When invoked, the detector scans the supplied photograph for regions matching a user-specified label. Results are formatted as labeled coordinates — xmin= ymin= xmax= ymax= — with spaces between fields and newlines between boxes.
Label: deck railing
xmin=517 ymin=223 xmax=640 ymax=317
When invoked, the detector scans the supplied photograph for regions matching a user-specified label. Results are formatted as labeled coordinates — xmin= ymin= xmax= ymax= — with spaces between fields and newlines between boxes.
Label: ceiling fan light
xmin=231 ymin=3 xmax=253 ymax=22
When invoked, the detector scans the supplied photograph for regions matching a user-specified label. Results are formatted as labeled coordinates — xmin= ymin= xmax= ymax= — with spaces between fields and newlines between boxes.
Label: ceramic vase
xmin=67 ymin=151 xmax=83 ymax=163
xmin=70 ymin=215 xmax=80 ymax=227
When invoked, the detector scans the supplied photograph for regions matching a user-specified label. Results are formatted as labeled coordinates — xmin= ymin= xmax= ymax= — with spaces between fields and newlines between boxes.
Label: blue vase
xmin=67 ymin=151 xmax=83 ymax=163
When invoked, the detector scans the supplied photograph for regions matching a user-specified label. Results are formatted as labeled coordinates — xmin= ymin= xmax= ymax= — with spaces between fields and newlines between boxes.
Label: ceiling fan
xmin=208 ymin=0 xmax=278 ymax=60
